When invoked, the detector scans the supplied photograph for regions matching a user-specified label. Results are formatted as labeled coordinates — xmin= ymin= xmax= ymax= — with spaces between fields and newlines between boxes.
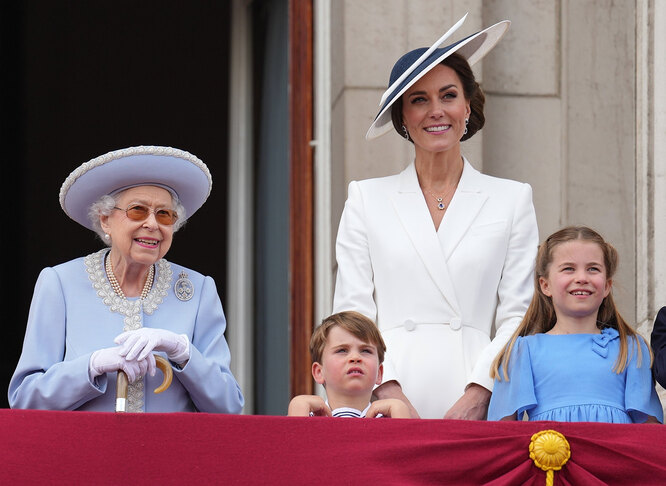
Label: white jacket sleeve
xmin=333 ymin=181 xmax=377 ymax=320
xmin=468 ymin=183 xmax=539 ymax=390
xmin=332 ymin=181 xmax=399 ymax=382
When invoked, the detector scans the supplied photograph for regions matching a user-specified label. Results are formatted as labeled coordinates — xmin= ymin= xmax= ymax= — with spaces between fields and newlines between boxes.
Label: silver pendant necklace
xmin=431 ymin=194 xmax=447 ymax=210
xmin=428 ymin=186 xmax=455 ymax=211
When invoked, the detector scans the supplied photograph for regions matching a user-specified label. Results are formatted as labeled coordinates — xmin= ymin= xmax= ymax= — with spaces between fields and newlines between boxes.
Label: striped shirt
xmin=330 ymin=403 xmax=380 ymax=418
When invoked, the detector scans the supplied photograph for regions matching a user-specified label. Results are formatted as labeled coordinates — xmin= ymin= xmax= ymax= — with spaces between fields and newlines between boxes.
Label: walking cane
xmin=115 ymin=355 xmax=173 ymax=412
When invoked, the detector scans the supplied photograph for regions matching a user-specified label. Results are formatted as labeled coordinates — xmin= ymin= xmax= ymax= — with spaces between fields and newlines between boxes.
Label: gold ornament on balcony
xmin=529 ymin=429 xmax=571 ymax=486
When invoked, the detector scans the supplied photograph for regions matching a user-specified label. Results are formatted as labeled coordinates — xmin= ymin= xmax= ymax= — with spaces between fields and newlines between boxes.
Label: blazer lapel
xmin=390 ymin=163 xmax=461 ymax=314
xmin=438 ymin=159 xmax=488 ymax=259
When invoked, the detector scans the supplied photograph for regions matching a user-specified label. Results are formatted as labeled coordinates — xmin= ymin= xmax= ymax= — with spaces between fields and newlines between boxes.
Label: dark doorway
xmin=0 ymin=1 xmax=230 ymax=408
xmin=252 ymin=0 xmax=290 ymax=415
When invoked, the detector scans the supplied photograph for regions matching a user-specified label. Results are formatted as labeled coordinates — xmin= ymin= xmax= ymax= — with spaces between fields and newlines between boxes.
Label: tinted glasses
xmin=113 ymin=204 xmax=178 ymax=226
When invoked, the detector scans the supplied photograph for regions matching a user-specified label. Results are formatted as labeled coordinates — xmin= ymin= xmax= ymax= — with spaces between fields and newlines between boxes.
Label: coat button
xmin=450 ymin=318 xmax=462 ymax=331
xmin=404 ymin=319 xmax=416 ymax=331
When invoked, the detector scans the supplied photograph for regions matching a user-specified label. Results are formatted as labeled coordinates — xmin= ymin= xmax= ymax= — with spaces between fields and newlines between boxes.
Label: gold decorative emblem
xmin=529 ymin=429 xmax=571 ymax=486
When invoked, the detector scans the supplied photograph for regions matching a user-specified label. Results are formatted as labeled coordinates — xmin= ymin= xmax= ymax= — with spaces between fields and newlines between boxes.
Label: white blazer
xmin=333 ymin=158 xmax=539 ymax=418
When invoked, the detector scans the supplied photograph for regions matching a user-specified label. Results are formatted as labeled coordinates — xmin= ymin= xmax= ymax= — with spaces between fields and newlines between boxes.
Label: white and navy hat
xmin=366 ymin=14 xmax=510 ymax=140
xmin=59 ymin=145 xmax=212 ymax=230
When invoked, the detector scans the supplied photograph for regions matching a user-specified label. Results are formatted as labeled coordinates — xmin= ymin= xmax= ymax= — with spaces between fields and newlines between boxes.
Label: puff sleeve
xmin=625 ymin=336 xmax=663 ymax=423
xmin=487 ymin=337 xmax=537 ymax=420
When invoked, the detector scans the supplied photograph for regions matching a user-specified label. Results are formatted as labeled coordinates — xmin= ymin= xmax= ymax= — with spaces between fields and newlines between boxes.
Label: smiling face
xmin=401 ymin=63 xmax=471 ymax=155
xmin=539 ymin=240 xmax=612 ymax=328
xmin=312 ymin=326 xmax=383 ymax=401
xmin=100 ymin=185 xmax=175 ymax=269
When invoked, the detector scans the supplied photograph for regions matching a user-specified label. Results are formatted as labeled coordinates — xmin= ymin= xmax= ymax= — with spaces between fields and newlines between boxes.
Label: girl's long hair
xmin=491 ymin=226 xmax=650 ymax=381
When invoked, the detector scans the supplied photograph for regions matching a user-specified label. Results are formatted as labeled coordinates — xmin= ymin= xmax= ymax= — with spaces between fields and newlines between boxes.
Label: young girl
xmin=488 ymin=226 xmax=663 ymax=423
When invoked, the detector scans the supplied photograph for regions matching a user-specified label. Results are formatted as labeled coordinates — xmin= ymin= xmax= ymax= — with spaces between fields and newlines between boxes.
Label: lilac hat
xmin=366 ymin=14 xmax=510 ymax=140
xmin=59 ymin=145 xmax=212 ymax=230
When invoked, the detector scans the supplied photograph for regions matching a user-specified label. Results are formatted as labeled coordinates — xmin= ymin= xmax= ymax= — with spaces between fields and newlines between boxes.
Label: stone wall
xmin=329 ymin=0 xmax=646 ymax=321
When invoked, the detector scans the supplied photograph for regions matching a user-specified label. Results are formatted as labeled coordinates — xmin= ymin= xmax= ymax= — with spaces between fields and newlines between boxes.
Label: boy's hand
xmin=287 ymin=395 xmax=332 ymax=417
xmin=373 ymin=380 xmax=421 ymax=418
xmin=366 ymin=398 xmax=411 ymax=418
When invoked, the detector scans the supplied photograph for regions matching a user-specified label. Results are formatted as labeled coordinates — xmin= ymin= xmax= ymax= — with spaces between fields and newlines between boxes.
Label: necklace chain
xmin=105 ymin=253 xmax=154 ymax=300
xmin=421 ymin=161 xmax=463 ymax=210
xmin=428 ymin=185 xmax=456 ymax=210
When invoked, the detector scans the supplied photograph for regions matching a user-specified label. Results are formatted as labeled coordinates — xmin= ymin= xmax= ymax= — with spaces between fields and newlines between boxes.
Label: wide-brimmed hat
xmin=59 ymin=145 xmax=212 ymax=230
xmin=366 ymin=14 xmax=510 ymax=140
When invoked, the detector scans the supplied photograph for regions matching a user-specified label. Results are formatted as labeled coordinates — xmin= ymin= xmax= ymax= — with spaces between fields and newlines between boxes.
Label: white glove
xmin=89 ymin=346 xmax=156 ymax=383
xmin=115 ymin=328 xmax=190 ymax=364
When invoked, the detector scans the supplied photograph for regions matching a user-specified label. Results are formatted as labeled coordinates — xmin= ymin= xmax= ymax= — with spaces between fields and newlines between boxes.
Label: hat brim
xmin=366 ymin=19 xmax=510 ymax=140
xmin=59 ymin=146 xmax=212 ymax=230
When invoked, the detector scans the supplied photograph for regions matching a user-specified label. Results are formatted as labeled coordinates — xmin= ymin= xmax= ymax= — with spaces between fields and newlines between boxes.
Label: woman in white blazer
xmin=333 ymin=16 xmax=539 ymax=420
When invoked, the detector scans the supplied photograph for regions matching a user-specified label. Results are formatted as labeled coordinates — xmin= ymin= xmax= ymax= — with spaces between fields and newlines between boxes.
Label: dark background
xmin=0 ymin=1 xmax=232 ymax=408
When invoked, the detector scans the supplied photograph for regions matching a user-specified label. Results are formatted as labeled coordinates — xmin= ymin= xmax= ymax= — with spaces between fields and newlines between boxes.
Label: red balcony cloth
xmin=2 ymin=409 xmax=665 ymax=485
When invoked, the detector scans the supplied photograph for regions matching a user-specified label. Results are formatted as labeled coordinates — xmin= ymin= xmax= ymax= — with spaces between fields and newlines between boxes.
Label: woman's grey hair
xmin=88 ymin=190 xmax=187 ymax=245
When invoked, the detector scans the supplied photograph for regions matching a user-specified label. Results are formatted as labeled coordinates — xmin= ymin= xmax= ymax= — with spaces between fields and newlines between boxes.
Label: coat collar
xmin=438 ymin=158 xmax=489 ymax=258
xmin=391 ymin=158 xmax=489 ymax=312
xmin=397 ymin=156 xmax=484 ymax=194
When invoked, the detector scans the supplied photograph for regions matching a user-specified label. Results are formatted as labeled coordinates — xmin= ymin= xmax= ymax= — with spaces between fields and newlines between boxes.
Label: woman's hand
xmin=373 ymin=380 xmax=421 ymax=418
xmin=443 ymin=383 xmax=491 ymax=420
xmin=500 ymin=413 xmax=518 ymax=421
xmin=89 ymin=346 xmax=156 ymax=383
xmin=287 ymin=395 xmax=332 ymax=417
xmin=115 ymin=328 xmax=190 ymax=364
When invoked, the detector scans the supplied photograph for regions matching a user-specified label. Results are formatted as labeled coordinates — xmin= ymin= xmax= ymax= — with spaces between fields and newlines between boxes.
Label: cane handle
xmin=153 ymin=355 xmax=173 ymax=393
xmin=115 ymin=354 xmax=173 ymax=412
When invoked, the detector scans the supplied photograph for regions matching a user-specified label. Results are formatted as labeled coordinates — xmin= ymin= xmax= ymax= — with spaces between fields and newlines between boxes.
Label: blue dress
xmin=488 ymin=328 xmax=663 ymax=423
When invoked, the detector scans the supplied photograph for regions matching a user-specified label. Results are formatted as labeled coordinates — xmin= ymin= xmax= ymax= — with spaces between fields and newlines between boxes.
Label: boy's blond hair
xmin=310 ymin=311 xmax=386 ymax=364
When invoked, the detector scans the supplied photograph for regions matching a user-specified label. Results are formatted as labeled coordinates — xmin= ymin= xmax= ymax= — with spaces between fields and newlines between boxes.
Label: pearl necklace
xmin=105 ymin=254 xmax=154 ymax=300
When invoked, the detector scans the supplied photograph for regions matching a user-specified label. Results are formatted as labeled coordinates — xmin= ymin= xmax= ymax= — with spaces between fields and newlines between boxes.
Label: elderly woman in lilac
xmin=9 ymin=146 xmax=244 ymax=413
xmin=488 ymin=226 xmax=662 ymax=423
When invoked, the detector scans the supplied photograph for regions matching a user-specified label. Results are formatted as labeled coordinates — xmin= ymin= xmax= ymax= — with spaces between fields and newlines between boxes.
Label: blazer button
xmin=404 ymin=319 xmax=416 ymax=331
xmin=450 ymin=318 xmax=462 ymax=331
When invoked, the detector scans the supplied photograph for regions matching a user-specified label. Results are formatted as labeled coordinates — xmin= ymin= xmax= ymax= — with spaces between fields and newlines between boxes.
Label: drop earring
xmin=402 ymin=125 xmax=410 ymax=140
xmin=463 ymin=118 xmax=469 ymax=135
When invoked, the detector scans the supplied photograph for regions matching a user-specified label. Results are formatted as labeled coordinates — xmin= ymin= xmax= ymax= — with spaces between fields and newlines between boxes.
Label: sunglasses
xmin=113 ymin=204 xmax=178 ymax=226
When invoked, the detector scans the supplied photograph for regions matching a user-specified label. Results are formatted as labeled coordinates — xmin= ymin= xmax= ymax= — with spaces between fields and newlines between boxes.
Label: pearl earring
xmin=401 ymin=125 xmax=410 ymax=140
xmin=104 ymin=233 xmax=110 ymax=240
xmin=463 ymin=118 xmax=469 ymax=135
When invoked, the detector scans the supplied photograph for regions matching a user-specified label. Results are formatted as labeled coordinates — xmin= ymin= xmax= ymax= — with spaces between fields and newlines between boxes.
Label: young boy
xmin=287 ymin=311 xmax=410 ymax=418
